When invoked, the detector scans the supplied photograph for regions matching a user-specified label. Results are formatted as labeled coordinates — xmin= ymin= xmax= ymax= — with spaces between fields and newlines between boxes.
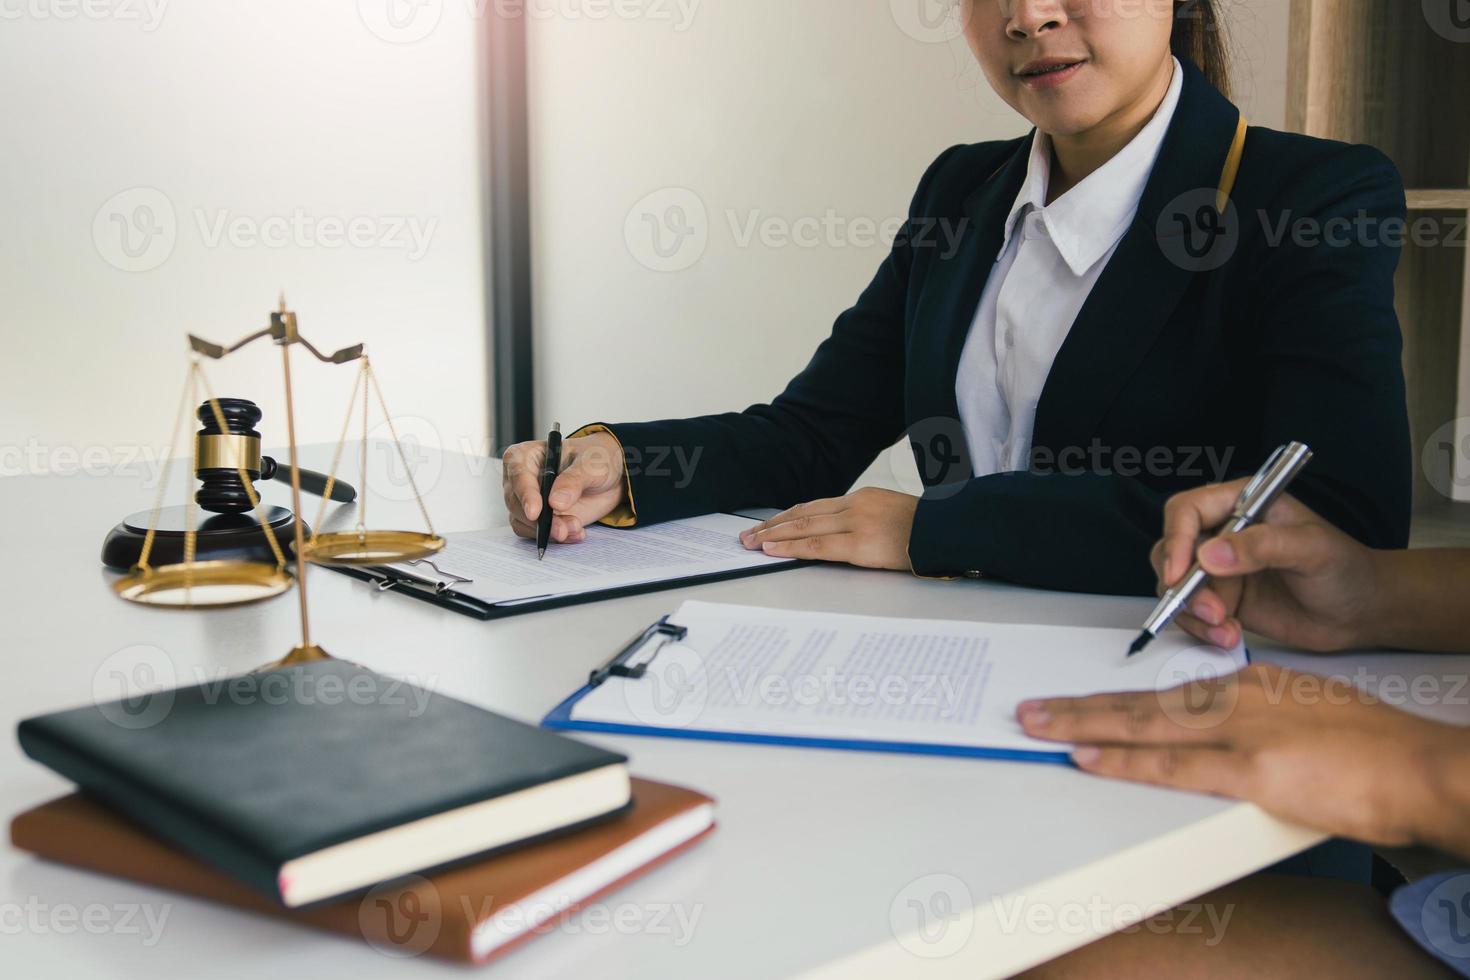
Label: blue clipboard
xmin=541 ymin=616 xmax=1075 ymax=766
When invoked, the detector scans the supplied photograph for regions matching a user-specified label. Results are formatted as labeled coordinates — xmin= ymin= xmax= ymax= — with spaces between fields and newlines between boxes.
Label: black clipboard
xmin=326 ymin=524 xmax=807 ymax=620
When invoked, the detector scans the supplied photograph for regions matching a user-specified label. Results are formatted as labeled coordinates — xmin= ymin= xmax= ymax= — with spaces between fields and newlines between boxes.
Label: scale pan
xmin=113 ymin=560 xmax=294 ymax=608
xmin=301 ymin=530 xmax=445 ymax=567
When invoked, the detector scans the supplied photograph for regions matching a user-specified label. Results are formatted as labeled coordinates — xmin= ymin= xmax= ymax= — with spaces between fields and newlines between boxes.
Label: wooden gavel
xmin=195 ymin=398 xmax=356 ymax=513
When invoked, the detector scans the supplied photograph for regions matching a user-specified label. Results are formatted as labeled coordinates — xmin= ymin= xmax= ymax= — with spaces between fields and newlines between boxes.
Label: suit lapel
xmin=907 ymin=135 xmax=1031 ymax=444
xmin=1031 ymin=61 xmax=1243 ymax=455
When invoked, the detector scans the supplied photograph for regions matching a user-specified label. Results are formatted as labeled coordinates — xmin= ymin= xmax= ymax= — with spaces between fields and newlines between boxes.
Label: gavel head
xmin=195 ymin=398 xmax=275 ymax=513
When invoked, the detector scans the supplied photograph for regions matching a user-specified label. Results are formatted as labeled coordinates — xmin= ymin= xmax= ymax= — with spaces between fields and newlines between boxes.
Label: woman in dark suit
xmin=502 ymin=0 xmax=1412 ymax=596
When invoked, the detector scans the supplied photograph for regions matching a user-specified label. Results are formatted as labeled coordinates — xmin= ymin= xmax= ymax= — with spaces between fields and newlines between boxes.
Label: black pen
xmin=536 ymin=422 xmax=562 ymax=560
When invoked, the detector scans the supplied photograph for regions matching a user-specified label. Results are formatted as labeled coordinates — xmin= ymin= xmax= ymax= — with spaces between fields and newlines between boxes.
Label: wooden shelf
xmin=1406 ymin=189 xmax=1470 ymax=211
xmin=1289 ymin=0 xmax=1470 ymax=508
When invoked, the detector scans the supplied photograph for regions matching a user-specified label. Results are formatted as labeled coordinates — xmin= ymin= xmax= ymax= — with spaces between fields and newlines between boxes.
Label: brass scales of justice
xmin=112 ymin=296 xmax=445 ymax=668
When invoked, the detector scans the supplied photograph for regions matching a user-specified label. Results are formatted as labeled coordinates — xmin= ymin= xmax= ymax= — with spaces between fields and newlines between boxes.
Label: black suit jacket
xmin=592 ymin=60 xmax=1412 ymax=596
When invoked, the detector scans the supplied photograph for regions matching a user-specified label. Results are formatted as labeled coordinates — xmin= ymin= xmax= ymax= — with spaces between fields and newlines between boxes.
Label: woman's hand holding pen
xmin=502 ymin=431 xmax=627 ymax=545
xmin=738 ymin=488 xmax=920 ymax=571
xmin=1151 ymin=480 xmax=1382 ymax=653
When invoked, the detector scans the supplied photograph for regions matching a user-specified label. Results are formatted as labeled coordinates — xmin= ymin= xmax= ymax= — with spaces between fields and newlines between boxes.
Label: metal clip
xmin=589 ymin=617 xmax=689 ymax=688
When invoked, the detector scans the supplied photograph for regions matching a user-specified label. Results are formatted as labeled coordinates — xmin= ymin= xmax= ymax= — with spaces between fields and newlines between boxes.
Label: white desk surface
xmin=4 ymin=445 xmax=1467 ymax=979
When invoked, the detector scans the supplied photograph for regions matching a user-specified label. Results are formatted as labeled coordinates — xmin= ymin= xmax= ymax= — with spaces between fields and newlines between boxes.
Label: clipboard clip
xmin=589 ymin=615 xmax=688 ymax=688
xmin=407 ymin=558 xmax=473 ymax=592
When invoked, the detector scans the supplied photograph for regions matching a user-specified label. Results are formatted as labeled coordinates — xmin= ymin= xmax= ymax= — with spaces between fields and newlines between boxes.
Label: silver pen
xmin=1128 ymin=441 xmax=1314 ymax=657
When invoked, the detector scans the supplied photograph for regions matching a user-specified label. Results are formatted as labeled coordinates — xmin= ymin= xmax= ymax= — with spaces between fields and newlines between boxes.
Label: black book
xmin=17 ymin=659 xmax=629 ymax=907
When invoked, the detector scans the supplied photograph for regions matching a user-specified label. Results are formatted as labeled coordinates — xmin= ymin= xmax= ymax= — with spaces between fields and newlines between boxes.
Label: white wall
xmin=0 ymin=1 xmax=487 ymax=478
xmin=0 ymin=1 xmax=1288 ymax=484
xmin=527 ymin=0 xmax=1290 ymax=473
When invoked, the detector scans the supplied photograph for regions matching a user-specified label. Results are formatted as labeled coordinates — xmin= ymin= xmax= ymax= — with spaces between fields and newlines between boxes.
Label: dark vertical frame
xmin=482 ymin=8 xmax=535 ymax=454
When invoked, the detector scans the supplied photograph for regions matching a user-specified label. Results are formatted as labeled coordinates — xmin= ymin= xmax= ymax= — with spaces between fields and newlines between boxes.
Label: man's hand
xmin=1017 ymin=664 xmax=1465 ymax=850
xmin=738 ymin=488 xmax=919 ymax=571
xmin=1151 ymin=480 xmax=1382 ymax=652
xmin=501 ymin=431 xmax=627 ymax=544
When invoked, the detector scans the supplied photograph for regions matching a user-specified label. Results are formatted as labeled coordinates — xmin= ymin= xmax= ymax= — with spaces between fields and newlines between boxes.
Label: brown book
xmin=11 ymin=778 xmax=714 ymax=965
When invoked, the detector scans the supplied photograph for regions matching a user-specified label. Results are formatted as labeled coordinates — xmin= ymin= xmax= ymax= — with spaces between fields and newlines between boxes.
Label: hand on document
xmin=738 ymin=488 xmax=920 ymax=571
xmin=1018 ymin=662 xmax=1460 ymax=847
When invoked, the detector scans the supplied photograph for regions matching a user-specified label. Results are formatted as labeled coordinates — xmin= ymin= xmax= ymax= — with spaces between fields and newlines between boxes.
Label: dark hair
xmin=1172 ymin=0 xmax=1232 ymax=98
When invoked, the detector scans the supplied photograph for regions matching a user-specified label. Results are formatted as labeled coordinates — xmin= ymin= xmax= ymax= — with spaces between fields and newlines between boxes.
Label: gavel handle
xmin=260 ymin=457 xmax=357 ymax=503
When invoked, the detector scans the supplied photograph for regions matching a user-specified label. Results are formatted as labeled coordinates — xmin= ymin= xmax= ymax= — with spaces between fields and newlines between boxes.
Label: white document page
xmin=569 ymin=600 xmax=1248 ymax=753
xmin=386 ymin=514 xmax=795 ymax=606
